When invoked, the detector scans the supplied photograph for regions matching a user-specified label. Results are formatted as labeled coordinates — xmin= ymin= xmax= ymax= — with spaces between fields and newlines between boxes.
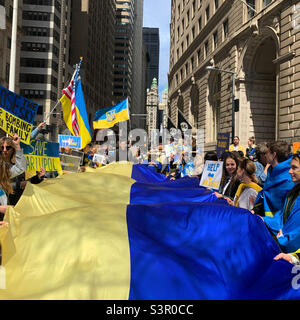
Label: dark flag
xmin=177 ymin=109 xmax=192 ymax=132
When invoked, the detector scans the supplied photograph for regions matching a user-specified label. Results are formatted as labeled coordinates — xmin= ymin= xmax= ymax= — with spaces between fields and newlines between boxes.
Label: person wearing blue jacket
xmin=253 ymin=141 xmax=294 ymax=217
xmin=263 ymin=153 xmax=300 ymax=262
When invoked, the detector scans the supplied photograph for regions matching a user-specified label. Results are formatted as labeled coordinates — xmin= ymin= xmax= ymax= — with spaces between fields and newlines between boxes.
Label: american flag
xmin=62 ymin=60 xmax=82 ymax=136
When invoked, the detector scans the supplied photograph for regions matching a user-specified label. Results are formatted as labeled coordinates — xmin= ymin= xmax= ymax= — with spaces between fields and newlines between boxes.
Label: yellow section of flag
xmin=0 ymin=166 xmax=134 ymax=300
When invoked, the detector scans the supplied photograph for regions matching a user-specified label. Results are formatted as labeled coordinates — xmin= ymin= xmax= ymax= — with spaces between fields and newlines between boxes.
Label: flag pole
xmin=175 ymin=105 xmax=194 ymax=129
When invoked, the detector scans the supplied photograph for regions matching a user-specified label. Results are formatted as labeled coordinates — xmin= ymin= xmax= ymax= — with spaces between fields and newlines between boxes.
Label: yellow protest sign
xmin=0 ymin=108 xmax=32 ymax=144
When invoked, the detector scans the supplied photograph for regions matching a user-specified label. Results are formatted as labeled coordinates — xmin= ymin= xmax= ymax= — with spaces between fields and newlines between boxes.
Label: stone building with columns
xmin=168 ymin=0 xmax=300 ymax=151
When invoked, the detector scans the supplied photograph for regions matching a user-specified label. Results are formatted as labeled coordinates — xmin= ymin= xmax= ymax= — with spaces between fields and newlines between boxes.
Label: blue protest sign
xmin=0 ymin=86 xmax=39 ymax=144
xmin=58 ymin=135 xmax=82 ymax=149
xmin=216 ymin=132 xmax=230 ymax=158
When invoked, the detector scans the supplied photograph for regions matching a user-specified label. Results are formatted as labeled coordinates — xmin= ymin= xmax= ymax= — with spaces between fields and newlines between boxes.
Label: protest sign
xmin=0 ymin=86 xmax=39 ymax=144
xmin=23 ymin=140 xmax=62 ymax=172
xmin=200 ymin=160 xmax=223 ymax=190
xmin=216 ymin=132 xmax=230 ymax=158
xmin=71 ymin=149 xmax=84 ymax=164
xmin=93 ymin=153 xmax=106 ymax=165
xmin=164 ymin=144 xmax=174 ymax=157
xmin=58 ymin=135 xmax=82 ymax=149
xmin=59 ymin=154 xmax=81 ymax=173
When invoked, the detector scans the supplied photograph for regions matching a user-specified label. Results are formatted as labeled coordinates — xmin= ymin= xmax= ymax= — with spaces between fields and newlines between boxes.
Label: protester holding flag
xmin=262 ymin=153 xmax=300 ymax=263
xmin=60 ymin=59 xmax=92 ymax=150
xmin=253 ymin=141 xmax=294 ymax=217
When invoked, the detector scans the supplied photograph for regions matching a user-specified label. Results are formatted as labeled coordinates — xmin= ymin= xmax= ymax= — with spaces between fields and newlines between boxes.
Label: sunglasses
xmin=1 ymin=146 xmax=13 ymax=151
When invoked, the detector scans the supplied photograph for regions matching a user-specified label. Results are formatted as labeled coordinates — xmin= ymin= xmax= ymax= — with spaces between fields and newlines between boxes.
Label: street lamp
xmin=205 ymin=66 xmax=237 ymax=142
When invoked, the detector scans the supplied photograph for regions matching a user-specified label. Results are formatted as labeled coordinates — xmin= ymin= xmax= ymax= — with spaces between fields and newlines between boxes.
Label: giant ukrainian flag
xmin=93 ymin=98 xmax=130 ymax=129
xmin=60 ymin=77 xmax=92 ymax=149
xmin=0 ymin=163 xmax=299 ymax=300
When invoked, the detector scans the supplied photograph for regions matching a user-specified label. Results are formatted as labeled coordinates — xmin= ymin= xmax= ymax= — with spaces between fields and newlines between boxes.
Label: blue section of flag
xmin=127 ymin=200 xmax=300 ymax=299
xmin=75 ymin=78 xmax=92 ymax=138
xmin=131 ymin=164 xmax=168 ymax=183
xmin=126 ymin=164 xmax=300 ymax=300
xmin=254 ymin=157 xmax=295 ymax=215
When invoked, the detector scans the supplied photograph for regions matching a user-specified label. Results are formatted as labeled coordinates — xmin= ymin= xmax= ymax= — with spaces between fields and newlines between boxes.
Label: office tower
xmin=131 ymin=0 xmax=146 ymax=130
xmin=20 ymin=0 xmax=71 ymax=140
xmin=0 ymin=0 xmax=22 ymax=91
xmin=70 ymin=0 xmax=116 ymax=138
xmin=113 ymin=0 xmax=134 ymax=106
xmin=143 ymin=27 xmax=159 ymax=90
xmin=169 ymin=0 xmax=300 ymax=149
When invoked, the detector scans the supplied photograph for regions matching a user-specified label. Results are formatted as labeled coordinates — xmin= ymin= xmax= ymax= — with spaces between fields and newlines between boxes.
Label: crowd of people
xmin=77 ymin=134 xmax=300 ymax=265
xmin=0 ymin=129 xmax=299 ymax=267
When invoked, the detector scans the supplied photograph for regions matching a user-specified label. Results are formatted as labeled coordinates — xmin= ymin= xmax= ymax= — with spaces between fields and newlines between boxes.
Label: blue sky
xmin=143 ymin=0 xmax=171 ymax=100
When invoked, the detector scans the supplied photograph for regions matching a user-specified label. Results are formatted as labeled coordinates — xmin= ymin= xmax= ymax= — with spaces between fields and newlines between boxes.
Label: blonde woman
xmin=0 ymin=134 xmax=26 ymax=213
xmin=233 ymin=158 xmax=262 ymax=210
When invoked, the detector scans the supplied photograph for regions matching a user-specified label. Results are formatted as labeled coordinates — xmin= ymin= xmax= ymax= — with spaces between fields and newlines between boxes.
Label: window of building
xmin=191 ymin=56 xmax=194 ymax=70
xmin=7 ymin=37 xmax=11 ymax=49
xmin=187 ymin=9 xmax=190 ymax=25
xmin=198 ymin=16 xmax=202 ymax=33
xmin=192 ymin=1 xmax=196 ymax=17
xmin=214 ymin=0 xmax=219 ymax=11
xmin=246 ymin=0 xmax=255 ymax=19
xmin=182 ymin=18 xmax=185 ymax=32
xmin=213 ymin=31 xmax=218 ymax=50
xmin=205 ymin=5 xmax=210 ymax=23
xmin=185 ymin=63 xmax=189 ymax=77
xmin=223 ymin=18 xmax=229 ymax=39
xmin=204 ymin=40 xmax=209 ymax=59
xmin=186 ymin=34 xmax=189 ymax=47
xmin=197 ymin=48 xmax=201 ymax=65
xmin=263 ymin=0 xmax=272 ymax=7
xmin=192 ymin=26 xmax=195 ymax=40
xmin=5 ymin=63 xmax=9 ymax=83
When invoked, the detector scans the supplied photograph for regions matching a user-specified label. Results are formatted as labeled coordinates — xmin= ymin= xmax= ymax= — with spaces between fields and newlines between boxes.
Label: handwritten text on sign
xmin=23 ymin=140 xmax=62 ymax=172
xmin=0 ymin=108 xmax=32 ymax=144
xmin=200 ymin=160 xmax=224 ymax=190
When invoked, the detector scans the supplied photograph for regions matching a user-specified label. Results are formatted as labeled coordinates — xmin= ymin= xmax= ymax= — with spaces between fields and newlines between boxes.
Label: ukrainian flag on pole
xmin=60 ymin=59 xmax=92 ymax=149
xmin=93 ymin=98 xmax=130 ymax=129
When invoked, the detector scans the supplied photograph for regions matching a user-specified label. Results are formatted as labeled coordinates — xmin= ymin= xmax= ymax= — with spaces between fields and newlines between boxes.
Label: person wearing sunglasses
xmin=0 ymin=134 xmax=26 ymax=215
xmin=261 ymin=153 xmax=300 ymax=264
